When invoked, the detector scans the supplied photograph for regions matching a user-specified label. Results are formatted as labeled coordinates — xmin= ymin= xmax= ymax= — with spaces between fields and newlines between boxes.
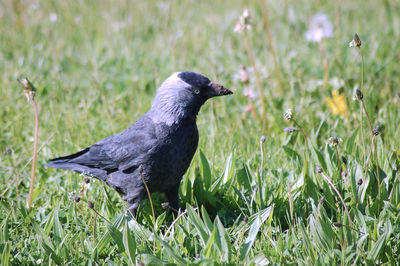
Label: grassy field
xmin=1 ymin=0 xmax=400 ymax=264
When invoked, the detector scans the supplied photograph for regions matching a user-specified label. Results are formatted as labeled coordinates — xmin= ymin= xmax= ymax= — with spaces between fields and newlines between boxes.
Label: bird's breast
xmin=147 ymin=119 xmax=199 ymax=191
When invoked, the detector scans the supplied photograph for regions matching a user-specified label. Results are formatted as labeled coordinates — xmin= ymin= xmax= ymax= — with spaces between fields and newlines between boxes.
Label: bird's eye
xmin=194 ymin=89 xmax=200 ymax=95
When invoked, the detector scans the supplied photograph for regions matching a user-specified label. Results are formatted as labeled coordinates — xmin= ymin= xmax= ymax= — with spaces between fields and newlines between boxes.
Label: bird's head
xmin=150 ymin=72 xmax=232 ymax=124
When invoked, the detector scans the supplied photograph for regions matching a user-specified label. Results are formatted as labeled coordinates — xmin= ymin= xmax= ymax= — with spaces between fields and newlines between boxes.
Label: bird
xmin=46 ymin=71 xmax=232 ymax=216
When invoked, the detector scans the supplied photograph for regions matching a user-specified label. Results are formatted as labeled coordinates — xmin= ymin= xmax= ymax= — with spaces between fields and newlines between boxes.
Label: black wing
xmin=46 ymin=114 xmax=158 ymax=180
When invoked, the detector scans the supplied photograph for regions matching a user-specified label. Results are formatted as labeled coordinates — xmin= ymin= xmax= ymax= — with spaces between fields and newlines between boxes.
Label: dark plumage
xmin=46 ymin=72 xmax=232 ymax=215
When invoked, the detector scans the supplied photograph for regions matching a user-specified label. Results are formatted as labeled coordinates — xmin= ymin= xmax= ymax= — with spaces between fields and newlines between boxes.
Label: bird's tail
xmin=45 ymin=148 xmax=107 ymax=180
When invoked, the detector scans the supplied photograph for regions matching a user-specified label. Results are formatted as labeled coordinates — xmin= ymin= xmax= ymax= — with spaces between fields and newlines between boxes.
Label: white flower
xmin=305 ymin=13 xmax=333 ymax=42
xmin=349 ymin=40 xmax=357 ymax=47
xmin=284 ymin=109 xmax=293 ymax=121
xmin=50 ymin=13 xmax=57 ymax=22
xmin=234 ymin=9 xmax=252 ymax=33
xmin=328 ymin=137 xmax=342 ymax=147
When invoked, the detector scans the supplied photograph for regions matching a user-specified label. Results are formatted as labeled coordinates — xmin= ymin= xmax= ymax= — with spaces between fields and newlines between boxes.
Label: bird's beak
xmin=209 ymin=82 xmax=233 ymax=97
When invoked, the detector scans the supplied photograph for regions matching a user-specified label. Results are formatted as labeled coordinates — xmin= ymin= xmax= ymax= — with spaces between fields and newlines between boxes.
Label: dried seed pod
xmin=356 ymin=89 xmax=364 ymax=100
xmin=353 ymin=33 xmax=362 ymax=47
xmin=316 ymin=165 xmax=323 ymax=174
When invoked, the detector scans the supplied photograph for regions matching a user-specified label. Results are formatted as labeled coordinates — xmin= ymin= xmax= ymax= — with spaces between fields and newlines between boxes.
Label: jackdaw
xmin=46 ymin=72 xmax=232 ymax=216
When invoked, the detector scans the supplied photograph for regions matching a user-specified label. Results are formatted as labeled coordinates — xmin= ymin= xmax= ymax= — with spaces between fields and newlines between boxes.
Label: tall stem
xmin=242 ymin=32 xmax=267 ymax=129
xmin=260 ymin=0 xmax=283 ymax=93
xmin=27 ymin=99 xmax=39 ymax=210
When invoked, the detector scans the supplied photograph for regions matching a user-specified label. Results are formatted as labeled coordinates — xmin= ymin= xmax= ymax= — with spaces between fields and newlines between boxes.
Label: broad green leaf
xmin=95 ymin=214 xmax=125 ymax=253
xmin=1 ymin=241 xmax=11 ymax=266
xmin=186 ymin=204 xmax=209 ymax=246
xmin=200 ymin=150 xmax=212 ymax=189
xmin=215 ymin=216 xmax=231 ymax=261
xmin=282 ymin=145 xmax=302 ymax=164
xmin=107 ymin=221 xmax=124 ymax=252
xmin=346 ymin=128 xmax=359 ymax=153
xmin=1 ymin=215 xmax=9 ymax=242
xmin=154 ymin=235 xmax=186 ymax=265
xmin=222 ymin=152 xmax=234 ymax=185
xmin=203 ymin=226 xmax=216 ymax=258
xmin=367 ymin=232 xmax=386 ymax=261
xmin=53 ymin=209 xmax=65 ymax=243
xmin=201 ymin=206 xmax=213 ymax=234
xmin=123 ymin=223 xmax=136 ymax=265
xmin=240 ymin=206 xmax=272 ymax=260
xmin=38 ymin=237 xmax=63 ymax=265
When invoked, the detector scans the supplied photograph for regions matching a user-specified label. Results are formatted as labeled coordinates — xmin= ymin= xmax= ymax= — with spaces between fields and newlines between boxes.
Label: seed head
xmin=284 ymin=109 xmax=293 ymax=121
xmin=74 ymin=196 xmax=81 ymax=203
xmin=19 ymin=77 xmax=37 ymax=101
xmin=349 ymin=33 xmax=362 ymax=47
xmin=83 ymin=177 xmax=90 ymax=184
xmin=372 ymin=125 xmax=380 ymax=136
xmin=392 ymin=163 xmax=397 ymax=171
xmin=316 ymin=165 xmax=323 ymax=174
xmin=259 ymin=135 xmax=266 ymax=143
xmin=234 ymin=9 xmax=252 ymax=33
xmin=357 ymin=179 xmax=363 ymax=185
xmin=341 ymin=171 xmax=348 ymax=178
xmin=341 ymin=156 xmax=347 ymax=165
xmin=356 ymin=89 xmax=363 ymax=100
xmin=333 ymin=222 xmax=344 ymax=228
xmin=353 ymin=33 xmax=362 ymax=47
xmin=328 ymin=137 xmax=342 ymax=147
xmin=284 ymin=127 xmax=297 ymax=133
xmin=87 ymin=201 xmax=94 ymax=209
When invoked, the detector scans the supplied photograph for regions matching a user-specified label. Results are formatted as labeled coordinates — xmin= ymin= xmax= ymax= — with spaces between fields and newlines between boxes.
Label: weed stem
xmin=260 ymin=0 xmax=283 ymax=93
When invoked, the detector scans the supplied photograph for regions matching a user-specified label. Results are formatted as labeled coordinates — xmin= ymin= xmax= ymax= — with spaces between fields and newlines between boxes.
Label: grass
xmin=1 ymin=0 xmax=400 ymax=264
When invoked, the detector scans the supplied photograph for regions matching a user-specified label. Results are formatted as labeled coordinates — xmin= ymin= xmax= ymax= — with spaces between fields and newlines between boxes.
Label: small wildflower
xmin=349 ymin=33 xmax=362 ymax=47
xmin=19 ymin=77 xmax=36 ymax=101
xmin=50 ymin=13 xmax=57 ymax=22
xmin=284 ymin=109 xmax=292 ymax=121
xmin=5 ymin=147 xmax=12 ymax=154
xmin=349 ymin=40 xmax=357 ymax=48
xmin=87 ymin=201 xmax=94 ymax=209
xmin=326 ymin=90 xmax=349 ymax=118
xmin=68 ymin=191 xmax=74 ymax=201
xmin=316 ymin=165 xmax=323 ymax=174
xmin=284 ymin=127 xmax=297 ymax=133
xmin=392 ymin=163 xmax=397 ymax=171
xmin=341 ymin=171 xmax=348 ymax=178
xmin=328 ymin=137 xmax=342 ymax=147
xmin=372 ymin=125 xmax=380 ymax=136
xmin=243 ymin=216 xmax=249 ymax=223
xmin=259 ymin=136 xmax=266 ymax=143
xmin=243 ymin=86 xmax=258 ymax=99
xmin=234 ymin=9 xmax=252 ymax=33
xmin=305 ymin=13 xmax=333 ymax=42
xmin=238 ymin=65 xmax=250 ymax=84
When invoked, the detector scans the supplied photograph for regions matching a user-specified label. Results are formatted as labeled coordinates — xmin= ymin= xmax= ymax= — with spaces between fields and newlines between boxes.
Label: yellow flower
xmin=326 ymin=90 xmax=349 ymax=118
